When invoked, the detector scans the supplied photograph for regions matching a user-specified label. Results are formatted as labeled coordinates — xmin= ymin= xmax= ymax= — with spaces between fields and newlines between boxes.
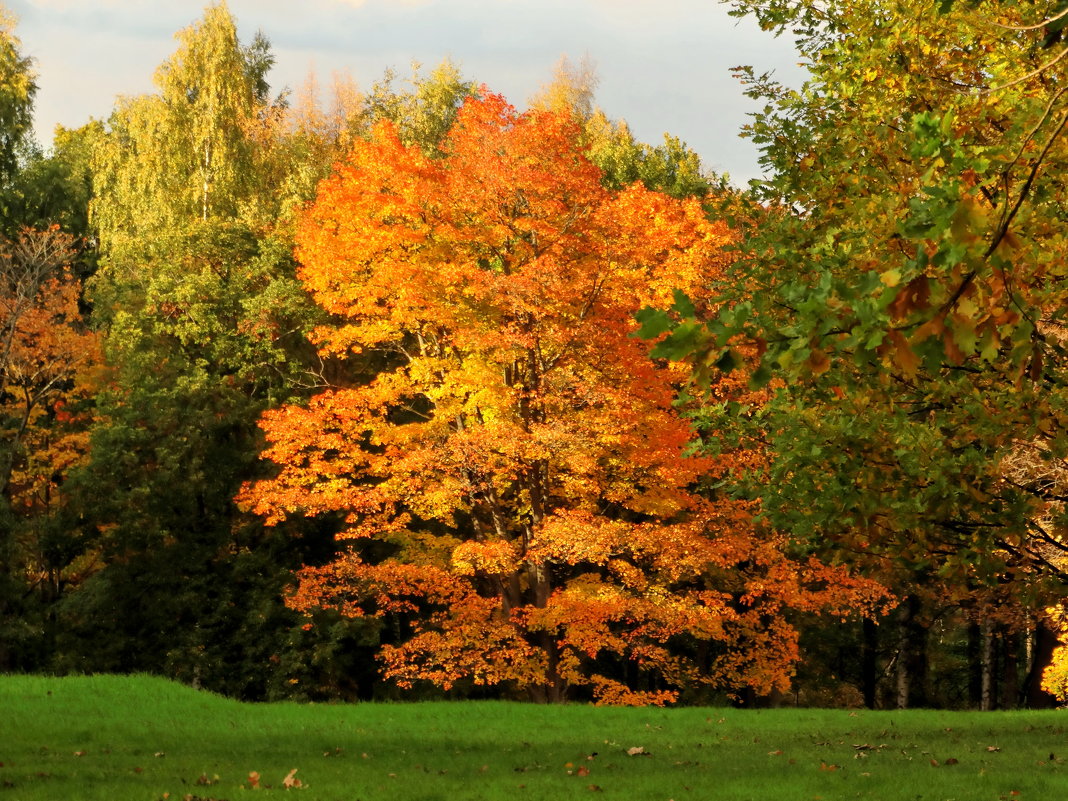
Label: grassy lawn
xmin=0 ymin=675 xmax=1065 ymax=800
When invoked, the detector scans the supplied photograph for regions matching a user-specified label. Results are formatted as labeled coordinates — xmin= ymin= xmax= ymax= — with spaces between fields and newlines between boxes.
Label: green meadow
xmin=0 ymin=675 xmax=1065 ymax=801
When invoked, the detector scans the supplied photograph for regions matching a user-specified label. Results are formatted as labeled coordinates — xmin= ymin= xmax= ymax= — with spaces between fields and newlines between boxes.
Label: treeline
xmin=0 ymin=0 xmax=1065 ymax=709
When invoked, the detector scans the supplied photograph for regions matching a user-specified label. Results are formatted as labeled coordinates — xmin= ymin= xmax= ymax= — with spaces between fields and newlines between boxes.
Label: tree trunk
xmin=1000 ymin=626 xmax=1019 ymax=709
xmin=862 ymin=617 xmax=879 ymax=709
xmin=895 ymin=604 xmax=910 ymax=709
xmin=1024 ymin=619 xmax=1060 ymax=709
xmin=905 ymin=608 xmax=929 ymax=707
xmin=967 ymin=622 xmax=983 ymax=708
xmin=895 ymin=596 xmax=929 ymax=708
xmin=981 ymin=620 xmax=995 ymax=711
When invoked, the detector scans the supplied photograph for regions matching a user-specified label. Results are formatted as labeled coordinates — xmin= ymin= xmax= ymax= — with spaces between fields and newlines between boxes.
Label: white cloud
xmin=10 ymin=0 xmax=803 ymax=184
xmin=324 ymin=0 xmax=433 ymax=7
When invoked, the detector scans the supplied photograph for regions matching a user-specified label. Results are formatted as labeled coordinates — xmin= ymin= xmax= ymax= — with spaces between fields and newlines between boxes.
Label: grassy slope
xmin=0 ymin=675 xmax=1065 ymax=801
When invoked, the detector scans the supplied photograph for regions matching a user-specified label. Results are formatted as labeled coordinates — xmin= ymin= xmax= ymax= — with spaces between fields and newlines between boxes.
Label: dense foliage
xmin=639 ymin=0 xmax=1068 ymax=706
xmin=4 ymin=0 xmax=1068 ymax=708
xmin=239 ymin=93 xmax=885 ymax=704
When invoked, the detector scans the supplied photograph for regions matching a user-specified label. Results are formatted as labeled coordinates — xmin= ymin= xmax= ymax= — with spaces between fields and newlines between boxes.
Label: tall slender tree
xmin=66 ymin=3 xmax=329 ymax=697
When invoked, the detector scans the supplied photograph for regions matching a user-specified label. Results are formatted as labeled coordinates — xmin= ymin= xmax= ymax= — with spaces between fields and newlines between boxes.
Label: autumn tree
xmin=0 ymin=4 xmax=34 ymax=216
xmin=645 ymin=0 xmax=1068 ymax=705
xmin=66 ymin=2 xmax=336 ymax=697
xmin=529 ymin=55 xmax=599 ymax=122
xmin=358 ymin=60 xmax=476 ymax=154
xmin=242 ymin=92 xmax=884 ymax=705
xmin=91 ymin=2 xmax=277 ymax=252
xmin=0 ymin=227 xmax=98 ymax=669
xmin=530 ymin=55 xmax=712 ymax=199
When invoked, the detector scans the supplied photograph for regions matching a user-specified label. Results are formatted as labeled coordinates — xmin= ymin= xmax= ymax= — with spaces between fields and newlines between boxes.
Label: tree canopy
xmin=241 ymin=92 xmax=885 ymax=704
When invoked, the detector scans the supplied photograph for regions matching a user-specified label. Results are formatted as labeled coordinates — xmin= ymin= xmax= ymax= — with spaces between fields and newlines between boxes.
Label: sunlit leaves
xmin=240 ymin=91 xmax=886 ymax=703
xmin=700 ymin=0 xmax=1068 ymax=639
xmin=0 ymin=227 xmax=99 ymax=629
xmin=0 ymin=8 xmax=34 ymax=194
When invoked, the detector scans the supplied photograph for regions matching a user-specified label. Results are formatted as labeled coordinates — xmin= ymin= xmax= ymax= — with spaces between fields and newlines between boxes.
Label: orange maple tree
xmin=0 ymin=228 xmax=99 ymax=504
xmin=241 ymin=92 xmax=883 ymax=704
xmin=0 ymin=227 xmax=100 ymax=608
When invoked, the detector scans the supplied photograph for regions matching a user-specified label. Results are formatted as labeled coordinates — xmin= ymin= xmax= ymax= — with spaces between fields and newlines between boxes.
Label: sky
xmin=4 ymin=0 xmax=806 ymax=186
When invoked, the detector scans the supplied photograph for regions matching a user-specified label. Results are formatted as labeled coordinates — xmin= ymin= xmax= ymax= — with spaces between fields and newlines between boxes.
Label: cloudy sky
xmin=4 ymin=0 xmax=805 ymax=185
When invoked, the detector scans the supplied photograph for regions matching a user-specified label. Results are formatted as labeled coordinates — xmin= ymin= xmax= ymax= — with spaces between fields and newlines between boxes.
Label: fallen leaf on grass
xmin=577 ymin=766 xmax=590 ymax=777
xmin=155 ymin=752 xmax=166 ymax=758
xmin=282 ymin=768 xmax=302 ymax=788
xmin=986 ymin=746 xmax=1001 ymax=752
xmin=945 ymin=758 xmax=959 ymax=766
xmin=248 ymin=771 xmax=260 ymax=789
xmin=819 ymin=762 xmax=840 ymax=772
xmin=587 ymin=785 xmax=602 ymax=792
xmin=626 ymin=746 xmax=648 ymax=756
xmin=768 ymin=750 xmax=784 ymax=756
xmin=73 ymin=750 xmax=87 ymax=757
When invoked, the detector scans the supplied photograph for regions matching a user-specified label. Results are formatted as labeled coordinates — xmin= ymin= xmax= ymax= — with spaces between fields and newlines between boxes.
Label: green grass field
xmin=0 ymin=675 xmax=1065 ymax=801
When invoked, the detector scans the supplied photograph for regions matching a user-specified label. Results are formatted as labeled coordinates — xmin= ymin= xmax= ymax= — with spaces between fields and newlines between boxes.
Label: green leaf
xmin=650 ymin=321 xmax=704 ymax=361
xmin=715 ymin=348 xmax=742 ymax=372
xmin=633 ymin=306 xmax=673 ymax=339
xmin=671 ymin=288 xmax=696 ymax=318
xmin=749 ymin=362 xmax=774 ymax=389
